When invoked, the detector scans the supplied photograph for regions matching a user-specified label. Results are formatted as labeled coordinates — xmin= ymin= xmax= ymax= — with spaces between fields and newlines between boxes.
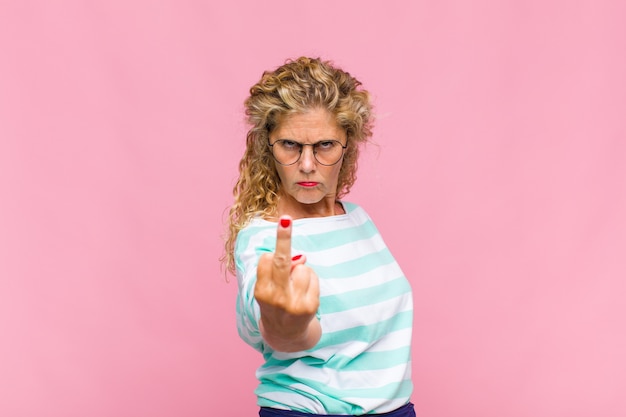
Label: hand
xmin=255 ymin=216 xmax=321 ymax=352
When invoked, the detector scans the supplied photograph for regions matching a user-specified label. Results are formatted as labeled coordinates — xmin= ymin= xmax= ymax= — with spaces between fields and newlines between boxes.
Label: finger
xmin=273 ymin=216 xmax=293 ymax=273
xmin=307 ymin=268 xmax=320 ymax=302
xmin=290 ymin=254 xmax=306 ymax=272
xmin=291 ymin=265 xmax=320 ymax=313
xmin=256 ymin=253 xmax=273 ymax=285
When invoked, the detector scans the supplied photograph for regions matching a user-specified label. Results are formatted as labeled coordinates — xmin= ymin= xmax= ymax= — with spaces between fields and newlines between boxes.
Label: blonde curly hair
xmin=221 ymin=57 xmax=373 ymax=275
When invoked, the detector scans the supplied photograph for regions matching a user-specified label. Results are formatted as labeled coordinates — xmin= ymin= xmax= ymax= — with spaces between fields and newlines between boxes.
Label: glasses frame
xmin=268 ymin=139 xmax=348 ymax=166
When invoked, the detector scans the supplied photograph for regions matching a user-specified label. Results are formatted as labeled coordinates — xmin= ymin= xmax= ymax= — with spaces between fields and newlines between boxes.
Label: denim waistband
xmin=259 ymin=402 xmax=415 ymax=417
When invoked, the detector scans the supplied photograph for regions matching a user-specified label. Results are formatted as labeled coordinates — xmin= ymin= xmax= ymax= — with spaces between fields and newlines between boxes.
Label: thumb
xmin=290 ymin=253 xmax=307 ymax=272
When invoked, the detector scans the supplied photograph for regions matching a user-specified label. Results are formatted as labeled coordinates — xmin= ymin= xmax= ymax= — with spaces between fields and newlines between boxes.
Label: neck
xmin=275 ymin=194 xmax=343 ymax=220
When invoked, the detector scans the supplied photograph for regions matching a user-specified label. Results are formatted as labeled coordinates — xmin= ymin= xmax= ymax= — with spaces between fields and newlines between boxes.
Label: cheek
xmin=325 ymin=165 xmax=342 ymax=186
xmin=274 ymin=164 xmax=292 ymax=185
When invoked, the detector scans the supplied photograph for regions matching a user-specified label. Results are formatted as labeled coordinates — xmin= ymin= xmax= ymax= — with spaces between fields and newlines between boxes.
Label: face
xmin=269 ymin=108 xmax=347 ymax=217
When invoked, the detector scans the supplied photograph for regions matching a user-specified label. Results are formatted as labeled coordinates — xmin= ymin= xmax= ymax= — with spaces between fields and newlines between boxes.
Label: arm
xmin=254 ymin=216 xmax=321 ymax=352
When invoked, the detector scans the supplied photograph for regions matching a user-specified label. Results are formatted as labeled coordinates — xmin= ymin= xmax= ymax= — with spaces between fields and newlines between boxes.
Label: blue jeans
xmin=259 ymin=402 xmax=415 ymax=417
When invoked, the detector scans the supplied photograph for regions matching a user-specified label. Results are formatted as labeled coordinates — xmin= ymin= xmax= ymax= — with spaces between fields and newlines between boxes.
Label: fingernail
xmin=292 ymin=254 xmax=302 ymax=261
xmin=280 ymin=218 xmax=291 ymax=228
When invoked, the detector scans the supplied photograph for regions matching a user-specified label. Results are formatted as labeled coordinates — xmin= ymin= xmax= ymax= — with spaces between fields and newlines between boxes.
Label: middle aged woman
xmin=222 ymin=56 xmax=415 ymax=416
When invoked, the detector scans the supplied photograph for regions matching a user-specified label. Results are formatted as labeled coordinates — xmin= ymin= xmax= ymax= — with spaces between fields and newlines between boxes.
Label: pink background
xmin=1 ymin=1 xmax=625 ymax=416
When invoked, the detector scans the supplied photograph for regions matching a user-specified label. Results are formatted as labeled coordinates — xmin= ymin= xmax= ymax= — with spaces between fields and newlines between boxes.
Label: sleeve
xmin=234 ymin=228 xmax=271 ymax=352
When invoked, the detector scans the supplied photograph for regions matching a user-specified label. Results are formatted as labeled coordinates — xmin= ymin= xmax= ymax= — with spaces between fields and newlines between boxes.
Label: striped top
xmin=235 ymin=202 xmax=413 ymax=414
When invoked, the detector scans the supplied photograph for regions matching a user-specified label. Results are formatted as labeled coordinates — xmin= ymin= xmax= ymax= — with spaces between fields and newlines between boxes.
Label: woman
xmin=223 ymin=57 xmax=415 ymax=416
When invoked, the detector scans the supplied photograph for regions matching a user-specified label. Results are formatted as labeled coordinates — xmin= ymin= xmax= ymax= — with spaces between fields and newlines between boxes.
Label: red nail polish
xmin=292 ymin=254 xmax=302 ymax=261
xmin=280 ymin=218 xmax=291 ymax=228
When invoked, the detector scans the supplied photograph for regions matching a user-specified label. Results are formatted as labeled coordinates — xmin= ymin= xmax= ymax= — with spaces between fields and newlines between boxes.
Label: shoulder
xmin=234 ymin=218 xmax=276 ymax=266
xmin=235 ymin=218 xmax=275 ymax=250
xmin=340 ymin=200 xmax=364 ymax=215
xmin=234 ymin=219 xmax=278 ymax=286
xmin=340 ymin=201 xmax=373 ymax=223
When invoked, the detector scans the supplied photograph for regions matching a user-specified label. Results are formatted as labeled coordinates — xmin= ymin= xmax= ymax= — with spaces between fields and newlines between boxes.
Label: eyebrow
xmin=273 ymin=138 xmax=342 ymax=143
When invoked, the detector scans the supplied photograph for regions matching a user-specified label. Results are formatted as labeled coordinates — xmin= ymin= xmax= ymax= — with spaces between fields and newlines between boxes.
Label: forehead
xmin=272 ymin=108 xmax=345 ymax=141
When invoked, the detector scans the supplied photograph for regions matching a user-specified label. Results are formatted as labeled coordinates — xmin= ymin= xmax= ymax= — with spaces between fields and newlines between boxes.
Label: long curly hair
xmin=221 ymin=56 xmax=373 ymax=275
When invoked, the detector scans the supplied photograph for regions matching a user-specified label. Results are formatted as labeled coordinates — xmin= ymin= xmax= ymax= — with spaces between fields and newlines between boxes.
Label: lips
xmin=297 ymin=182 xmax=319 ymax=187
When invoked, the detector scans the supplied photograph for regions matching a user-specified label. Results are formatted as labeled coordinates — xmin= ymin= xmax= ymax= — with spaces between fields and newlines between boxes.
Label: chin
xmin=296 ymin=197 xmax=323 ymax=206
xmin=293 ymin=192 xmax=324 ymax=205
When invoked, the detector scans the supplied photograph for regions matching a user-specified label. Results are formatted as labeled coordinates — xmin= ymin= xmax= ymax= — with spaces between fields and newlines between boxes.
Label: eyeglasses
xmin=268 ymin=139 xmax=347 ymax=166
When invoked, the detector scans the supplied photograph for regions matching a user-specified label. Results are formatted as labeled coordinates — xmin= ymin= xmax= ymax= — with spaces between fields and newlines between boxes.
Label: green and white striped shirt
xmin=236 ymin=202 xmax=413 ymax=414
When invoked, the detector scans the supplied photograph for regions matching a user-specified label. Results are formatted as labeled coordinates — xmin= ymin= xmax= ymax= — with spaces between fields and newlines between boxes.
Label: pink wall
xmin=1 ymin=1 xmax=625 ymax=416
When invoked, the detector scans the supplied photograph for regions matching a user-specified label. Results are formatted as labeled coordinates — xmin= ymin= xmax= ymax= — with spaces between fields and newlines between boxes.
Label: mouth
xmin=297 ymin=182 xmax=319 ymax=188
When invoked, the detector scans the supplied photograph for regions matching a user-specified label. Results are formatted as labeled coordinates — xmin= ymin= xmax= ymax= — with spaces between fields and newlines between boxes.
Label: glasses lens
xmin=314 ymin=141 xmax=344 ymax=165
xmin=271 ymin=140 xmax=300 ymax=165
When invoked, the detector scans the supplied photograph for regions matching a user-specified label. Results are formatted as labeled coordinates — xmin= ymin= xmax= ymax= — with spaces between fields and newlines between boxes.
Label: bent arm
xmin=254 ymin=217 xmax=322 ymax=352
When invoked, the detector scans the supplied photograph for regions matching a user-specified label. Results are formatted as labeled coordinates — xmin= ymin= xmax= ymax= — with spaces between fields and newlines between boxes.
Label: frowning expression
xmin=269 ymin=108 xmax=347 ymax=215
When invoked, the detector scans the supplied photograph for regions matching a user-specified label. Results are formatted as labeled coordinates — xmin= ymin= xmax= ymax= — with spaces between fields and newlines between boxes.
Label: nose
xmin=298 ymin=144 xmax=316 ymax=172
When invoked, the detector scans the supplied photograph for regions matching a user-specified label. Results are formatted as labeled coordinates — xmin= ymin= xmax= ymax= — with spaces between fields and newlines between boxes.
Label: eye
xmin=279 ymin=140 xmax=300 ymax=150
xmin=316 ymin=141 xmax=337 ymax=151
